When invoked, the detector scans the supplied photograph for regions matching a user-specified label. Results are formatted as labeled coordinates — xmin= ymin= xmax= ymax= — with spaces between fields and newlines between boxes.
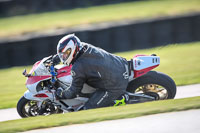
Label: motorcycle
xmin=17 ymin=54 xmax=176 ymax=118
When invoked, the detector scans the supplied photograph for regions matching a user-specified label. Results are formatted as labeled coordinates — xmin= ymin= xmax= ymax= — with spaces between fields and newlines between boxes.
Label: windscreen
xmin=29 ymin=58 xmax=51 ymax=76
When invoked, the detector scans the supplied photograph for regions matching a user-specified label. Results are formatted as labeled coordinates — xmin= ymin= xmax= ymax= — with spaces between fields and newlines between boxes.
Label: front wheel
xmin=127 ymin=71 xmax=176 ymax=100
xmin=17 ymin=96 xmax=63 ymax=118
xmin=17 ymin=96 xmax=40 ymax=118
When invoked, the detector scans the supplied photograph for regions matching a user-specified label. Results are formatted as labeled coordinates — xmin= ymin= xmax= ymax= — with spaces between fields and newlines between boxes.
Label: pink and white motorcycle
xmin=17 ymin=54 xmax=176 ymax=118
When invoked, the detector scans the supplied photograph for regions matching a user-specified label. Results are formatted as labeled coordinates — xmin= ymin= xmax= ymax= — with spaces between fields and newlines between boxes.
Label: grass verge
xmin=0 ymin=96 xmax=200 ymax=133
xmin=0 ymin=0 xmax=200 ymax=37
xmin=0 ymin=42 xmax=200 ymax=109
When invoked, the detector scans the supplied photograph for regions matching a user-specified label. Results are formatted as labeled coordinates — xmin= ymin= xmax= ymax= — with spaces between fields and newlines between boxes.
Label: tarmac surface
xmin=24 ymin=109 xmax=200 ymax=133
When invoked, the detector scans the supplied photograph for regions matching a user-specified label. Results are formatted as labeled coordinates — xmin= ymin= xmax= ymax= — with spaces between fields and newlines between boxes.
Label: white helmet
xmin=57 ymin=34 xmax=82 ymax=66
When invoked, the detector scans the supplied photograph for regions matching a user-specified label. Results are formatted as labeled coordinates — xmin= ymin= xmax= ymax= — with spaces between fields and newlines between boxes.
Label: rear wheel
xmin=127 ymin=71 xmax=176 ymax=101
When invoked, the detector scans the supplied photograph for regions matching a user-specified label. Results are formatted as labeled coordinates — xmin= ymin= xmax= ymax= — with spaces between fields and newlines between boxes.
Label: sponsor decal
xmin=152 ymin=57 xmax=159 ymax=63
xmin=71 ymin=70 xmax=76 ymax=77
xmin=97 ymin=91 xmax=108 ymax=105
xmin=135 ymin=59 xmax=137 ymax=68
xmin=155 ymin=58 xmax=158 ymax=63
xmin=138 ymin=60 xmax=141 ymax=66
xmin=97 ymin=71 xmax=102 ymax=78
xmin=123 ymin=71 xmax=129 ymax=79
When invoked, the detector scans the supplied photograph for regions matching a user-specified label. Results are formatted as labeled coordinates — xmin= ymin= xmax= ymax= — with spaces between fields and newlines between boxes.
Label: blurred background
xmin=0 ymin=0 xmax=200 ymax=68
xmin=0 ymin=0 xmax=200 ymax=110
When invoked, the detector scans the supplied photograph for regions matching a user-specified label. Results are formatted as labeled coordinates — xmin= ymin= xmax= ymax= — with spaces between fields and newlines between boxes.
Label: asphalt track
xmin=24 ymin=109 xmax=200 ymax=133
xmin=0 ymin=84 xmax=200 ymax=122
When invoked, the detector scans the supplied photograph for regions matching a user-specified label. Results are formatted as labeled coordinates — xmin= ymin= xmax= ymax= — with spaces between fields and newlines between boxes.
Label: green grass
xmin=0 ymin=96 xmax=200 ymax=133
xmin=0 ymin=0 xmax=200 ymax=37
xmin=0 ymin=66 xmax=32 ymax=109
xmin=0 ymin=42 xmax=200 ymax=109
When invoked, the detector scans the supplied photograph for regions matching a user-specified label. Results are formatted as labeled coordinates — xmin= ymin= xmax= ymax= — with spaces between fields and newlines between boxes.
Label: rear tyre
xmin=127 ymin=71 xmax=176 ymax=99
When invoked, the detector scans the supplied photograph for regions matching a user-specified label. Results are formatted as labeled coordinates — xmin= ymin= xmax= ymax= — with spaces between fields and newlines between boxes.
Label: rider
xmin=54 ymin=34 xmax=130 ymax=109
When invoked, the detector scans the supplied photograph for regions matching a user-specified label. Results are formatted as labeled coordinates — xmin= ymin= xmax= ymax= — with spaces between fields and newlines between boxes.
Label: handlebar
xmin=22 ymin=69 xmax=32 ymax=77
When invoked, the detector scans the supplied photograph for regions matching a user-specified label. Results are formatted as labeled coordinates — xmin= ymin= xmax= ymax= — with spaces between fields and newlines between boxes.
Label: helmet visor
xmin=59 ymin=48 xmax=72 ymax=62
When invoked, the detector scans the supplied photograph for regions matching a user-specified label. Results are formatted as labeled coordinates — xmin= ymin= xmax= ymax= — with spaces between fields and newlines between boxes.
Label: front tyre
xmin=17 ymin=96 xmax=63 ymax=118
xmin=127 ymin=71 xmax=176 ymax=100
xmin=17 ymin=96 xmax=40 ymax=118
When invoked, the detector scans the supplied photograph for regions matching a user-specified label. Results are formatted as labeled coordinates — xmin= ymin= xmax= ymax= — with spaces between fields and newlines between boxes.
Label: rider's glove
xmin=56 ymin=87 xmax=77 ymax=99
xmin=55 ymin=87 xmax=65 ymax=99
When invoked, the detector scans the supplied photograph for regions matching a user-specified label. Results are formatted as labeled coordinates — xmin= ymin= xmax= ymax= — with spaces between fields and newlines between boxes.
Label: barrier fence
xmin=0 ymin=13 xmax=199 ymax=68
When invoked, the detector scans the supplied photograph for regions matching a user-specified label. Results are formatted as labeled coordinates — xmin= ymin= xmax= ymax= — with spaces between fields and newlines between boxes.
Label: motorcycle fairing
xmin=24 ymin=90 xmax=55 ymax=100
xmin=133 ymin=55 xmax=160 ymax=78
xmin=26 ymin=76 xmax=51 ymax=85
xmin=58 ymin=97 xmax=89 ymax=111
xmin=26 ymin=76 xmax=51 ymax=94
xmin=56 ymin=65 xmax=72 ymax=78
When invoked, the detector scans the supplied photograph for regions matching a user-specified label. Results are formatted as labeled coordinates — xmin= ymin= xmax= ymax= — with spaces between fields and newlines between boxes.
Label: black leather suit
xmin=59 ymin=43 xmax=129 ymax=109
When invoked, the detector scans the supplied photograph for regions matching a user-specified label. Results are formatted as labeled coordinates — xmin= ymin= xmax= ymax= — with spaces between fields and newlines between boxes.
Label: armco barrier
xmin=0 ymin=13 xmax=200 ymax=68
